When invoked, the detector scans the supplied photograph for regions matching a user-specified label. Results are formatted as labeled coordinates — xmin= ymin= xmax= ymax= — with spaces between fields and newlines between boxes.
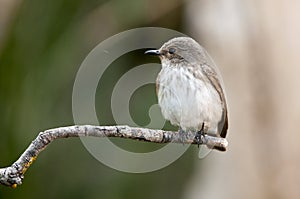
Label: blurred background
xmin=1 ymin=0 xmax=300 ymax=198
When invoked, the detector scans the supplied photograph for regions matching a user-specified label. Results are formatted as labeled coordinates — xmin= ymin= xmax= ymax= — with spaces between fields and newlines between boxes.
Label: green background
xmin=0 ymin=0 xmax=198 ymax=198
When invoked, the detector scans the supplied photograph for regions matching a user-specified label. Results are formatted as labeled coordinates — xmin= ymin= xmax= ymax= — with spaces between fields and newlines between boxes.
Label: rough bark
xmin=0 ymin=125 xmax=227 ymax=188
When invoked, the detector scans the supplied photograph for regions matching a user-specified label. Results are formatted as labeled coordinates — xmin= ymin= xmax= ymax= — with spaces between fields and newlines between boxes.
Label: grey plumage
xmin=146 ymin=37 xmax=228 ymax=139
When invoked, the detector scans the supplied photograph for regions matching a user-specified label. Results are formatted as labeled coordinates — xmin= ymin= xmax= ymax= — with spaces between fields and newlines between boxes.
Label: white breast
xmin=157 ymin=62 xmax=222 ymax=135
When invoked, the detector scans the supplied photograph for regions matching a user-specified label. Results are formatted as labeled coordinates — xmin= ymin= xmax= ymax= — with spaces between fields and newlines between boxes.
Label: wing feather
xmin=201 ymin=64 xmax=228 ymax=138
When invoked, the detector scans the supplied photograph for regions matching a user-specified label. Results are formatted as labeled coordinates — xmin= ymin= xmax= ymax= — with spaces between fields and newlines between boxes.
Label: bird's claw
xmin=194 ymin=123 xmax=205 ymax=148
xmin=178 ymin=128 xmax=186 ymax=145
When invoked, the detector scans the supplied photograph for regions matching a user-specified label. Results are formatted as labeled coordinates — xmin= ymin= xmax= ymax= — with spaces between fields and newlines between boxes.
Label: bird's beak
xmin=145 ymin=49 xmax=161 ymax=56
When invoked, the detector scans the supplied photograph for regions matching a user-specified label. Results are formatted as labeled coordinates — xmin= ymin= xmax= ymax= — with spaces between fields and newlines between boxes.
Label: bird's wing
xmin=201 ymin=63 xmax=228 ymax=138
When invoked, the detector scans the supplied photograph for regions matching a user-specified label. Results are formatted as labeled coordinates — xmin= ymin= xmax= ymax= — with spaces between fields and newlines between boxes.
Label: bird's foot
xmin=194 ymin=123 xmax=205 ymax=148
xmin=178 ymin=127 xmax=186 ymax=145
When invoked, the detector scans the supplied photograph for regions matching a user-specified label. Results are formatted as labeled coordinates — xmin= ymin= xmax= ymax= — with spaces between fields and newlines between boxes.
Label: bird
xmin=145 ymin=37 xmax=228 ymax=150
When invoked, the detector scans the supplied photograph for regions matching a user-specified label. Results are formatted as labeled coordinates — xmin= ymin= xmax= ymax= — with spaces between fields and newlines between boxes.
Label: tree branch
xmin=0 ymin=125 xmax=228 ymax=188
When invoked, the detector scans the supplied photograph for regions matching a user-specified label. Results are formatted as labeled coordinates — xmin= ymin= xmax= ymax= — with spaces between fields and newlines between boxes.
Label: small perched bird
xmin=145 ymin=37 xmax=228 ymax=150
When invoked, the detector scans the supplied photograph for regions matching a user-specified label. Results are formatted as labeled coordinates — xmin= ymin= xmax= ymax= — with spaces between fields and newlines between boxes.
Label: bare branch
xmin=0 ymin=125 xmax=228 ymax=188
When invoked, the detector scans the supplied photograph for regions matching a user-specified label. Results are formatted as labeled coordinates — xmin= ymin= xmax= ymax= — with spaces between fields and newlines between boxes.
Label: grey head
xmin=145 ymin=37 xmax=208 ymax=65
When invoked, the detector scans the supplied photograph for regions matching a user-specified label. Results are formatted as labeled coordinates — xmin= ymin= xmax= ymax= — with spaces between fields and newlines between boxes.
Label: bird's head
xmin=145 ymin=37 xmax=207 ymax=66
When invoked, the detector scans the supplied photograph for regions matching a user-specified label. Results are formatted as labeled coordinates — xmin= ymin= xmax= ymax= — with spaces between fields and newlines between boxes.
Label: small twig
xmin=0 ymin=125 xmax=228 ymax=188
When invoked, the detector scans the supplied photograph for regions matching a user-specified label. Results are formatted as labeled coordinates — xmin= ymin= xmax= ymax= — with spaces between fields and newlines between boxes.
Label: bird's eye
xmin=168 ymin=48 xmax=176 ymax=54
